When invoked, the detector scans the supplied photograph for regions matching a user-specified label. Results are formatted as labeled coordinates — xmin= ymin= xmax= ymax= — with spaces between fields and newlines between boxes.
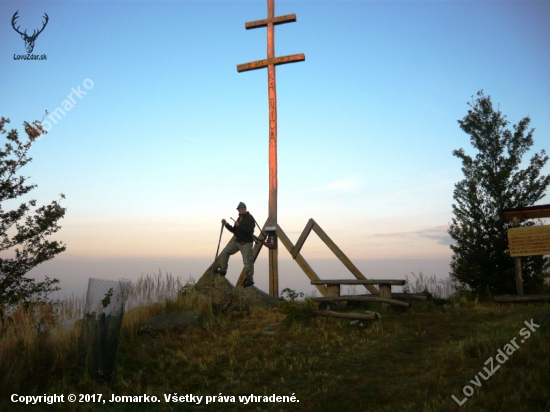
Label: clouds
xmin=374 ymin=224 xmax=453 ymax=246
xmin=305 ymin=179 xmax=359 ymax=192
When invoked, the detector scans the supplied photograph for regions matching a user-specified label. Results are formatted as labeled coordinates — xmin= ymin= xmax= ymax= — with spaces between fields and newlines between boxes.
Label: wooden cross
xmin=237 ymin=0 xmax=305 ymax=297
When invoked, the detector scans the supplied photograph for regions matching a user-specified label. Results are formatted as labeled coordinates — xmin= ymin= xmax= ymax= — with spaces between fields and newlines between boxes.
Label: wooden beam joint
xmin=245 ymin=14 xmax=296 ymax=29
xmin=237 ymin=53 xmax=305 ymax=72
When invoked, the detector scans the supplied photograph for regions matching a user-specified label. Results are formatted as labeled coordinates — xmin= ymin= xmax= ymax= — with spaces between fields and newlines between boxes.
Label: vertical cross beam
xmin=267 ymin=0 xmax=278 ymax=298
xmin=237 ymin=0 xmax=305 ymax=297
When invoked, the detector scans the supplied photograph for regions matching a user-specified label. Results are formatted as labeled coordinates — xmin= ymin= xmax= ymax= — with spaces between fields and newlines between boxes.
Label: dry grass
xmin=1 ymin=271 xmax=549 ymax=411
xmin=402 ymin=271 xmax=462 ymax=298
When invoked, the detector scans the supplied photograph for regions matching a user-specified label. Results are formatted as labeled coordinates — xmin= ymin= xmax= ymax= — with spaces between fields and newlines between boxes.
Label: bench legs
xmin=379 ymin=283 xmax=392 ymax=309
xmin=326 ymin=285 xmax=346 ymax=310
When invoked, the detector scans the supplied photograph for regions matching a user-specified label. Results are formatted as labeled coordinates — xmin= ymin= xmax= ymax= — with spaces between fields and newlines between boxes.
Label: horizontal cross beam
xmin=237 ymin=53 xmax=305 ymax=72
xmin=245 ymin=13 xmax=296 ymax=29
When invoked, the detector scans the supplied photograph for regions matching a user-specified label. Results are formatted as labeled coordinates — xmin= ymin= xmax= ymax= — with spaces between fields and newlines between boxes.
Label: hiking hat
xmin=236 ymin=202 xmax=247 ymax=209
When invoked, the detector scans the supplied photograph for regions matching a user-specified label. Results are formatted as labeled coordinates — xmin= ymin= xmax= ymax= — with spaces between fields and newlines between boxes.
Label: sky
xmin=1 ymin=0 xmax=549 ymax=299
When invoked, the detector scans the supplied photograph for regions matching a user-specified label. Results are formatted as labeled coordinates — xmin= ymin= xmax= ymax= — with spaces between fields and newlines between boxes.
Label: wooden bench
xmin=311 ymin=279 xmax=409 ymax=310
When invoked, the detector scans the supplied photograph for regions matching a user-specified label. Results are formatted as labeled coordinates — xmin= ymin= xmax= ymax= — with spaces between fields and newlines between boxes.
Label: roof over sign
xmin=503 ymin=204 xmax=550 ymax=220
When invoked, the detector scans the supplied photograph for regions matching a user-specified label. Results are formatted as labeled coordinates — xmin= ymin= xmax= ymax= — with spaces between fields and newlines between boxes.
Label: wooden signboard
xmin=508 ymin=225 xmax=550 ymax=257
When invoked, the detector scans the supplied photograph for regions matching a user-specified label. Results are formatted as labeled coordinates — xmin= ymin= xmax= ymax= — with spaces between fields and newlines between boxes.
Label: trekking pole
xmin=212 ymin=222 xmax=224 ymax=273
xmin=254 ymin=220 xmax=265 ymax=238
xmin=231 ymin=217 xmax=276 ymax=249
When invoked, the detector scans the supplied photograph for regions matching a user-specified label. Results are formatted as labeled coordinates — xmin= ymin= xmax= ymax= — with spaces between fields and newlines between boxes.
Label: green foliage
xmin=180 ymin=282 xmax=194 ymax=297
xmin=280 ymin=287 xmax=305 ymax=302
xmin=0 ymin=117 xmax=66 ymax=312
xmin=449 ymin=91 xmax=550 ymax=294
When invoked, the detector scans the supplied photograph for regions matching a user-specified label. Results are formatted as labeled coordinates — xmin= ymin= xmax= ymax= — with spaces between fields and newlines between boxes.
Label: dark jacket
xmin=225 ymin=212 xmax=255 ymax=243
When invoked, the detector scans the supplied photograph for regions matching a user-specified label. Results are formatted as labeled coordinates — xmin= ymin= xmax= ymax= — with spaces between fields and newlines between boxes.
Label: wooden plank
xmin=387 ymin=293 xmax=427 ymax=301
xmin=508 ymin=225 xmax=550 ymax=257
xmin=276 ymin=224 xmax=327 ymax=296
xmin=291 ymin=218 xmax=314 ymax=258
xmin=349 ymin=293 xmax=427 ymax=300
xmin=237 ymin=53 xmax=305 ymax=72
xmin=494 ymin=295 xmax=550 ymax=303
xmin=245 ymin=13 xmax=296 ymax=29
xmin=236 ymin=219 xmax=269 ymax=286
xmin=314 ymin=296 xmax=410 ymax=307
xmin=311 ymin=221 xmax=379 ymax=294
xmin=311 ymin=310 xmax=379 ymax=321
xmin=503 ymin=204 xmax=550 ymax=220
xmin=310 ymin=279 xmax=405 ymax=286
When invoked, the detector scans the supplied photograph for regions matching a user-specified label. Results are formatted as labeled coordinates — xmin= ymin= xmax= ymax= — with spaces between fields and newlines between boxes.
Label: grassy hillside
xmin=1 ymin=273 xmax=549 ymax=411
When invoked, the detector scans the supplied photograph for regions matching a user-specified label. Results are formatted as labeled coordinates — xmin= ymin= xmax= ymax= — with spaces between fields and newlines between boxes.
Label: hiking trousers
xmin=219 ymin=241 xmax=254 ymax=280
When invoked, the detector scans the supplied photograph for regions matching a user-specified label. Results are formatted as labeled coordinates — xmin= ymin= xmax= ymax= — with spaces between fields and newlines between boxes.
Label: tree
xmin=448 ymin=91 xmax=550 ymax=295
xmin=0 ymin=117 xmax=66 ymax=313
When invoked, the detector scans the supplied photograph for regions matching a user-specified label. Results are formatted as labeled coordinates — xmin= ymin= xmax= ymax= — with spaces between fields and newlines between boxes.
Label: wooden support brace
xmin=310 ymin=220 xmax=379 ymax=294
xmin=291 ymin=218 xmax=315 ymax=258
xmin=276 ymin=224 xmax=327 ymax=296
xmin=378 ymin=284 xmax=392 ymax=299
xmin=378 ymin=283 xmax=392 ymax=310
xmin=326 ymin=285 xmax=340 ymax=298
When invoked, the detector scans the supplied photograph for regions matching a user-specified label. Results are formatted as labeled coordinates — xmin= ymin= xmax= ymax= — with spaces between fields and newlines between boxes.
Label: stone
xmin=146 ymin=311 xmax=202 ymax=330
xmin=349 ymin=320 xmax=365 ymax=329
xmin=194 ymin=273 xmax=234 ymax=307
xmin=193 ymin=272 xmax=280 ymax=312
xmin=239 ymin=285 xmax=279 ymax=309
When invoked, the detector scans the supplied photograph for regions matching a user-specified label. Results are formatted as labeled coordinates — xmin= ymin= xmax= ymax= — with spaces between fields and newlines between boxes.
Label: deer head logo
xmin=11 ymin=11 xmax=49 ymax=54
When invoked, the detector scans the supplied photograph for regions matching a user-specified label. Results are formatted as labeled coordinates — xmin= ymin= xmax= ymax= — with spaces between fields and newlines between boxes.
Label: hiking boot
xmin=243 ymin=278 xmax=254 ymax=288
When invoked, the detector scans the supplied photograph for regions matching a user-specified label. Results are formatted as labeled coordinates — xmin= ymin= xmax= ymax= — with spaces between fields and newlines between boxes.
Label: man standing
xmin=217 ymin=202 xmax=255 ymax=288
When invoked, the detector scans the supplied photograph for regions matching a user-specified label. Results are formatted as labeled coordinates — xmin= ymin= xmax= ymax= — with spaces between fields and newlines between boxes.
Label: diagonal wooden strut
xmin=289 ymin=219 xmax=379 ymax=295
xmin=276 ymin=224 xmax=327 ymax=297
